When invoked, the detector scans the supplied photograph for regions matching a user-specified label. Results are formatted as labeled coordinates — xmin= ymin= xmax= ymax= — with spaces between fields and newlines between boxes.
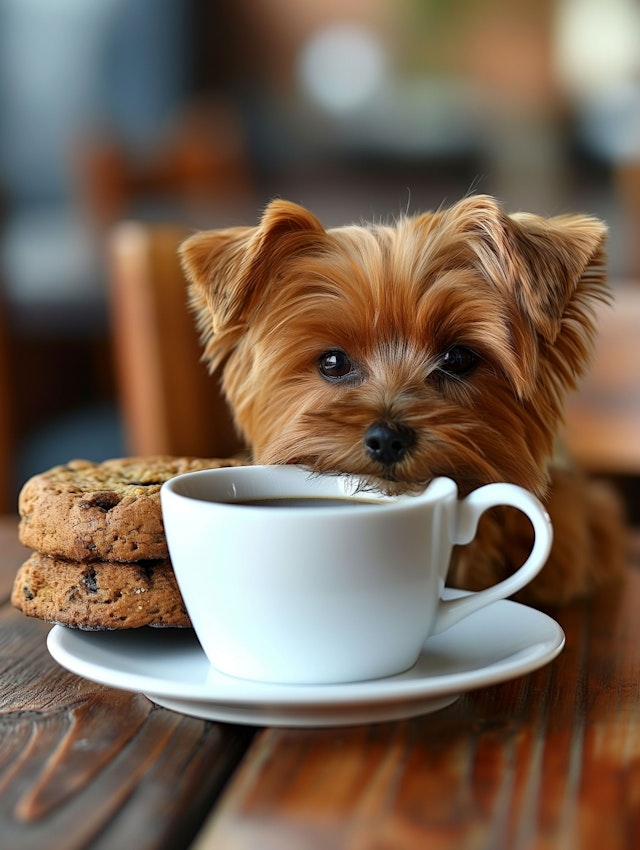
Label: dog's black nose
xmin=363 ymin=422 xmax=415 ymax=466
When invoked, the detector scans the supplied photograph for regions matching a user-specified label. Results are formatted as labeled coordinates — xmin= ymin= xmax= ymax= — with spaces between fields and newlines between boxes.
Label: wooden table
xmin=2 ymin=517 xmax=640 ymax=850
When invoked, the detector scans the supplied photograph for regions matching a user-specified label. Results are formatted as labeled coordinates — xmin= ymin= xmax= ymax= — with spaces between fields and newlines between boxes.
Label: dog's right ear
xmin=180 ymin=200 xmax=326 ymax=335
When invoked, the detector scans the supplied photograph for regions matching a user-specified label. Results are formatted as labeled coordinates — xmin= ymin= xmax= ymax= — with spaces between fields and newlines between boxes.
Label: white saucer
xmin=47 ymin=594 xmax=564 ymax=728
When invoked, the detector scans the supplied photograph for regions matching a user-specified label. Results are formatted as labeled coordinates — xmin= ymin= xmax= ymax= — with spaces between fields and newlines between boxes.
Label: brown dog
xmin=180 ymin=194 xmax=625 ymax=605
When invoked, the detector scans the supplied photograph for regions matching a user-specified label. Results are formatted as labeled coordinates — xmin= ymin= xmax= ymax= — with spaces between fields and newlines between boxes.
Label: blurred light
xmin=555 ymin=0 xmax=640 ymax=98
xmin=298 ymin=24 xmax=388 ymax=114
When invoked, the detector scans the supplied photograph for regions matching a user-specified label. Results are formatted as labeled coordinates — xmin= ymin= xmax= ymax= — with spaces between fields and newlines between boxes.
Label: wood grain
xmin=2 ymin=521 xmax=639 ymax=850
xmin=196 ymin=566 xmax=640 ymax=850
xmin=0 ymin=518 xmax=254 ymax=850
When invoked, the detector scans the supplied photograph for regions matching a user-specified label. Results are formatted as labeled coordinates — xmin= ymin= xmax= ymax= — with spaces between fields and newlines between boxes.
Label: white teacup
xmin=161 ymin=465 xmax=552 ymax=685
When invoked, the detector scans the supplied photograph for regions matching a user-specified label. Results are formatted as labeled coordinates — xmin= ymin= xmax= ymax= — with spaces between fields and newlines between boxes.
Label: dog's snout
xmin=363 ymin=422 xmax=415 ymax=466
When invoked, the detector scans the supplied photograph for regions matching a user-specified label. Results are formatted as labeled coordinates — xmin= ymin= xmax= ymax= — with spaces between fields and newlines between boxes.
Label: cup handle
xmin=432 ymin=482 xmax=553 ymax=635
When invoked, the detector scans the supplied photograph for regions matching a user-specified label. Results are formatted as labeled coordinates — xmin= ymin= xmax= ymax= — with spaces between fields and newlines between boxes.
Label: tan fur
xmin=180 ymin=195 xmax=626 ymax=605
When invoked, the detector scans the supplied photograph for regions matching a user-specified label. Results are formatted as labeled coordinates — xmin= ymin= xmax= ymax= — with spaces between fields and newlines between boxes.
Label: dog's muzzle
xmin=363 ymin=422 xmax=415 ymax=466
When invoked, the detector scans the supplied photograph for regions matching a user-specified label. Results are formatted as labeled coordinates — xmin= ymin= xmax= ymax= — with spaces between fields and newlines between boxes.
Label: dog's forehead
xmin=257 ymin=217 xmax=517 ymax=365
xmin=323 ymin=218 xmax=502 ymax=291
xmin=292 ymin=224 xmax=508 ymax=328
xmin=274 ymin=263 xmax=512 ymax=369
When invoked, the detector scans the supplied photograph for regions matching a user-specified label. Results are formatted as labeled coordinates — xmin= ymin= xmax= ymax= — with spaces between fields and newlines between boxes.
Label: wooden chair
xmin=108 ymin=221 xmax=243 ymax=459
xmin=79 ymin=101 xmax=253 ymax=228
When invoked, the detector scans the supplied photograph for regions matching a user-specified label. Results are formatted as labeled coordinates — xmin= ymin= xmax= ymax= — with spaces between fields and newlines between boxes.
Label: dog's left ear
xmin=509 ymin=209 xmax=608 ymax=342
xmin=446 ymin=195 xmax=608 ymax=343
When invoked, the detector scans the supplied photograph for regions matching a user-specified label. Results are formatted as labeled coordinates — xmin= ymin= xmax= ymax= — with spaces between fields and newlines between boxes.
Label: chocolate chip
xmin=79 ymin=491 xmax=121 ymax=512
xmin=81 ymin=569 xmax=99 ymax=594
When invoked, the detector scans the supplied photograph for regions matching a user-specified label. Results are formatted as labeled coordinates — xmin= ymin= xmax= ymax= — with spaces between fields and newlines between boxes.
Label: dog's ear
xmin=445 ymin=194 xmax=608 ymax=343
xmin=508 ymin=209 xmax=608 ymax=343
xmin=180 ymin=200 xmax=326 ymax=333
xmin=439 ymin=195 xmax=608 ymax=399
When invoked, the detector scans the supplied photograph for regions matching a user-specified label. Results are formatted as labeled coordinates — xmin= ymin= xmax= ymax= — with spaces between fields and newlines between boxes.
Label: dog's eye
xmin=439 ymin=346 xmax=479 ymax=377
xmin=318 ymin=350 xmax=354 ymax=380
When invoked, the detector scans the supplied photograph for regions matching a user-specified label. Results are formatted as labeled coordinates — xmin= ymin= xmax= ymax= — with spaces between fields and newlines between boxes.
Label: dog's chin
xmin=261 ymin=452 xmax=441 ymax=497
xmin=254 ymin=444 xmax=516 ymax=497
xmin=252 ymin=415 xmax=546 ymax=494
xmin=316 ymin=468 xmax=428 ymax=498
xmin=356 ymin=474 xmax=428 ymax=497
xmin=254 ymin=435 xmax=546 ymax=498
xmin=254 ymin=451 xmax=412 ymax=495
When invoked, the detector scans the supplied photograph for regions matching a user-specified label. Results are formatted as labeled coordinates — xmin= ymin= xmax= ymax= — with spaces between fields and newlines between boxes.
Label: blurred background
xmin=1 ymin=0 xmax=639 ymax=510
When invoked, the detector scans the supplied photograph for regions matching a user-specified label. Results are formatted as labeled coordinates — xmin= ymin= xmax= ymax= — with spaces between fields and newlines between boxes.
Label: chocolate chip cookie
xmin=12 ymin=551 xmax=190 ymax=629
xmin=18 ymin=455 xmax=242 ymax=562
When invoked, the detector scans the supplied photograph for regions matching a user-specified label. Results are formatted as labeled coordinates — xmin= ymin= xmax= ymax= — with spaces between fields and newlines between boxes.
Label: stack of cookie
xmin=12 ymin=456 xmax=241 ymax=630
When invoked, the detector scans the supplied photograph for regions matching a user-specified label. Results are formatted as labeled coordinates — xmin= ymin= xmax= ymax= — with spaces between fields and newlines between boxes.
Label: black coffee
xmin=231 ymin=497 xmax=383 ymax=508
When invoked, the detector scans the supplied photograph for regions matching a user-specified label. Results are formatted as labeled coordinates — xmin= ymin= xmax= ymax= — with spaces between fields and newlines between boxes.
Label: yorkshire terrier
xmin=180 ymin=194 xmax=625 ymax=605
